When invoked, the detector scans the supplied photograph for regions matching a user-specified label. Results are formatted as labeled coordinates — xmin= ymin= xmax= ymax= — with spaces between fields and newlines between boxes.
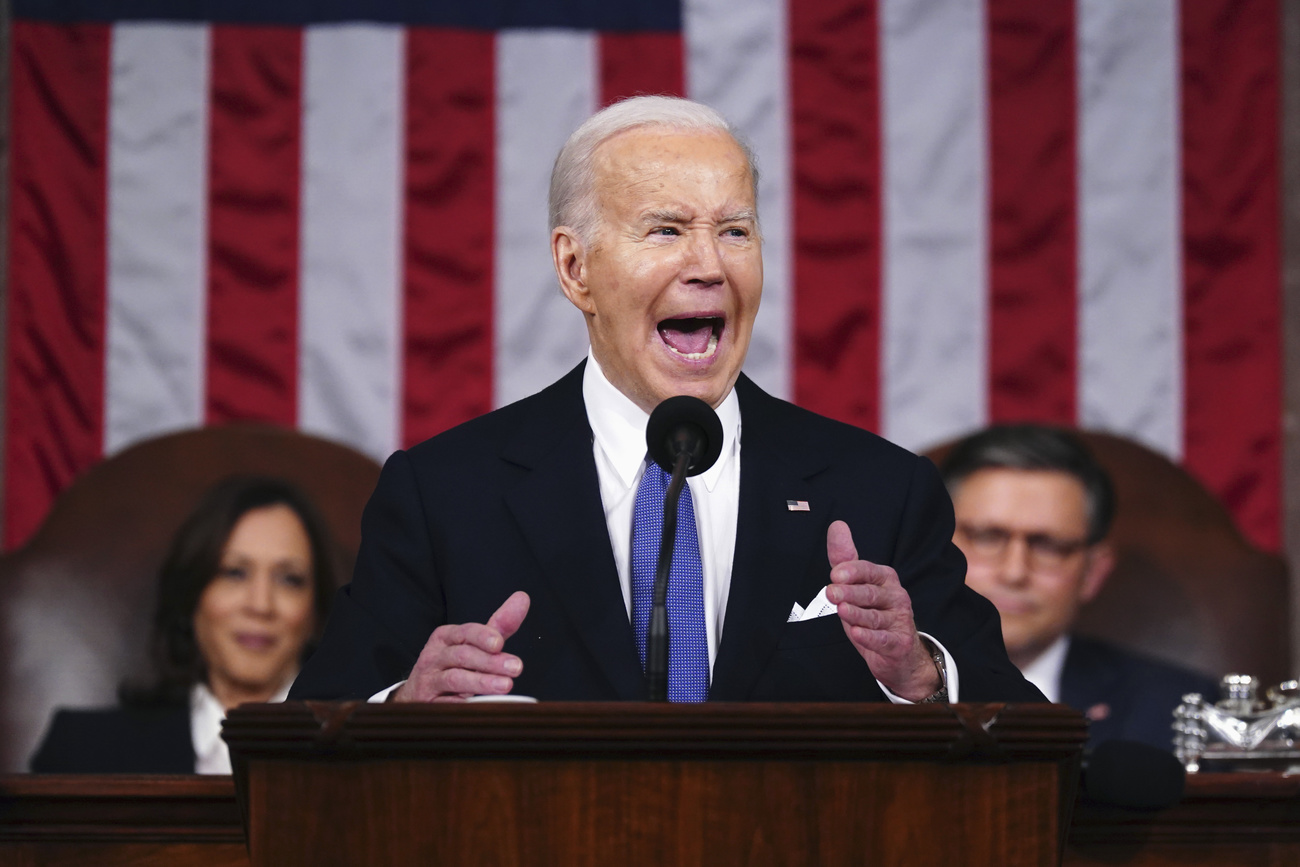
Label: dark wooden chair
xmin=0 ymin=425 xmax=382 ymax=772
xmin=925 ymin=431 xmax=1291 ymax=692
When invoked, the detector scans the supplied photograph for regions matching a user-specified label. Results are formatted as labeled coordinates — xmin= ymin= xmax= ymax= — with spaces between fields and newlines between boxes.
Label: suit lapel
xmin=711 ymin=378 xmax=831 ymax=700
xmin=501 ymin=364 xmax=645 ymax=700
xmin=1060 ymin=637 xmax=1124 ymax=736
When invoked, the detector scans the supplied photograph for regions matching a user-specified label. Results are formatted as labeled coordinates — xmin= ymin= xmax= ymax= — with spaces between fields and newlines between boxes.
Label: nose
xmin=244 ymin=572 xmax=275 ymax=616
xmin=683 ymin=230 xmax=724 ymax=285
xmin=998 ymin=537 xmax=1033 ymax=587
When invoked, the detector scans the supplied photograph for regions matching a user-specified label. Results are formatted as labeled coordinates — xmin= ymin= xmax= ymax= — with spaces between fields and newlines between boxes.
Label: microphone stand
xmin=646 ymin=448 xmax=691 ymax=702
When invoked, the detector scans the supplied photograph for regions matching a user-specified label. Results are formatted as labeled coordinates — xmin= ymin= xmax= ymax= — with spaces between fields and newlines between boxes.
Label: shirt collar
xmin=189 ymin=682 xmax=227 ymax=763
xmin=190 ymin=677 xmax=295 ymax=725
xmin=582 ymin=352 xmax=740 ymax=492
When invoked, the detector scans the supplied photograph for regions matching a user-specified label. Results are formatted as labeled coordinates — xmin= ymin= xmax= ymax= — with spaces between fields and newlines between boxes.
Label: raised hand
xmin=392 ymin=591 xmax=531 ymax=702
xmin=824 ymin=521 xmax=940 ymax=702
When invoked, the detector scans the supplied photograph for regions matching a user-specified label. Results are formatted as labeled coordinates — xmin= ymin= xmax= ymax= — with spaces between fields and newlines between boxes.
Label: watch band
xmin=918 ymin=636 xmax=949 ymax=704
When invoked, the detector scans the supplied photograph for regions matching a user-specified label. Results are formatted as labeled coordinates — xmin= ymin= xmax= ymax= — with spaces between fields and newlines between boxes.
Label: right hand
xmin=391 ymin=591 xmax=531 ymax=702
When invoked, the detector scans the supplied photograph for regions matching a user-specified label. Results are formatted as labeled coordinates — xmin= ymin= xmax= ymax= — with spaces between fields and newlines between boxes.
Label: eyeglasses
xmin=955 ymin=523 xmax=1091 ymax=571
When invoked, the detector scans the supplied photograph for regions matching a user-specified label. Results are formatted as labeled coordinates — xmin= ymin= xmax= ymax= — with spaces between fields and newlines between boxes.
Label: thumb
xmin=486 ymin=591 xmax=531 ymax=642
xmin=826 ymin=520 xmax=858 ymax=569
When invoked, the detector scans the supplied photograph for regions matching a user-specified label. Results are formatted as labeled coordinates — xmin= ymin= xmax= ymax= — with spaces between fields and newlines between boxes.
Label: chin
xmin=656 ymin=368 xmax=735 ymax=405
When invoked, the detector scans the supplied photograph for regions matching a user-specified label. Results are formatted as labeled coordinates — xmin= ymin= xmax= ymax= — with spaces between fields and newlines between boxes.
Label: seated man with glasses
xmin=938 ymin=425 xmax=1217 ymax=751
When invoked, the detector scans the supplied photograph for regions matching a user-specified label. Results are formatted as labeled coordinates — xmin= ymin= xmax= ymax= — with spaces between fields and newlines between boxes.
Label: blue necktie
xmin=631 ymin=457 xmax=709 ymax=702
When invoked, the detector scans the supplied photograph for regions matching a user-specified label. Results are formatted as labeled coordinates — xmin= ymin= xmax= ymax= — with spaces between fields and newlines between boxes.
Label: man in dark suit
xmin=938 ymin=425 xmax=1217 ymax=750
xmin=291 ymin=96 xmax=1039 ymax=706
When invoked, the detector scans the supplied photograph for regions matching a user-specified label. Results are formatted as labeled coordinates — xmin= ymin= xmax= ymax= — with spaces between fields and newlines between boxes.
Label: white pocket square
xmin=787 ymin=586 xmax=838 ymax=622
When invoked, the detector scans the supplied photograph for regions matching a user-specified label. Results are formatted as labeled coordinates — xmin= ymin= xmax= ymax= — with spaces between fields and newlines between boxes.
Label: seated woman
xmin=30 ymin=476 xmax=337 ymax=773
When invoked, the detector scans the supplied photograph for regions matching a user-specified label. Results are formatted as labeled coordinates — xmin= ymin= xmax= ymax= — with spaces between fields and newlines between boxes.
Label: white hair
xmin=547 ymin=95 xmax=760 ymax=244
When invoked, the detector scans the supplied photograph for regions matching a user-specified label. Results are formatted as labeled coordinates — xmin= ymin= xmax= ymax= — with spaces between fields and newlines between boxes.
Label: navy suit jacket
xmin=1061 ymin=635 xmax=1218 ymax=751
xmin=30 ymin=706 xmax=194 ymax=773
xmin=291 ymin=363 xmax=1041 ymax=704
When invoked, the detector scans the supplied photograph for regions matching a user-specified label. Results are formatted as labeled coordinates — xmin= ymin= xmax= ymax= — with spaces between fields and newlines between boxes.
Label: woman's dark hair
xmin=120 ymin=475 xmax=339 ymax=707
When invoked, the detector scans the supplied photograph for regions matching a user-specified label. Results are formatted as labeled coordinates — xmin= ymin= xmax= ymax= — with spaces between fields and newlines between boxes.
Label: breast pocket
xmin=775 ymin=611 xmax=850 ymax=649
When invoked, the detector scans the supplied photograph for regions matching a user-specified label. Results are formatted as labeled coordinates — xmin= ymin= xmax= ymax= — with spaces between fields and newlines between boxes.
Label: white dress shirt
xmin=1018 ymin=635 xmax=1069 ymax=704
xmin=190 ymin=678 xmax=293 ymax=775
xmin=583 ymin=353 xmax=740 ymax=667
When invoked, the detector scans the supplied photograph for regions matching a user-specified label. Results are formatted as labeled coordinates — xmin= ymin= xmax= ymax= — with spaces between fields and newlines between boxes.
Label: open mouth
xmin=658 ymin=317 xmax=722 ymax=360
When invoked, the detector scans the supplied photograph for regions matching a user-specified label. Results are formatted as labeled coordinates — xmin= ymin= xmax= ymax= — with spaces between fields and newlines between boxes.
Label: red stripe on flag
xmin=986 ymin=0 xmax=1077 ymax=425
xmin=599 ymin=33 xmax=685 ymax=106
xmin=4 ymin=22 xmax=110 ymax=549
xmin=789 ymin=0 xmax=881 ymax=431
xmin=205 ymin=26 xmax=302 ymax=427
xmin=1180 ymin=0 xmax=1282 ymax=550
xmin=401 ymin=28 xmax=496 ymax=446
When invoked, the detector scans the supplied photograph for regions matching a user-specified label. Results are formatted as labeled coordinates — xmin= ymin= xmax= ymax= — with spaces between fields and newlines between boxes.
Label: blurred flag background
xmin=4 ymin=0 xmax=1281 ymax=550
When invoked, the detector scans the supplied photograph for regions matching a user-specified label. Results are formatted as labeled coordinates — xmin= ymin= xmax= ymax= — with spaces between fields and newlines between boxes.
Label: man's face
xmin=552 ymin=127 xmax=762 ymax=413
xmin=950 ymin=468 xmax=1112 ymax=669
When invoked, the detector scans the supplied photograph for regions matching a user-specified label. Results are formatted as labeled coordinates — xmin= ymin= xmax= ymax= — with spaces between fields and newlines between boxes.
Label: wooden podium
xmin=224 ymin=701 xmax=1083 ymax=866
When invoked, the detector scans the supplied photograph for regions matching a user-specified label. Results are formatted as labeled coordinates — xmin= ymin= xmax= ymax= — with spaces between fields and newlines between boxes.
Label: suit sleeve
xmin=290 ymin=450 xmax=446 ymax=700
xmin=891 ymin=457 xmax=1046 ymax=703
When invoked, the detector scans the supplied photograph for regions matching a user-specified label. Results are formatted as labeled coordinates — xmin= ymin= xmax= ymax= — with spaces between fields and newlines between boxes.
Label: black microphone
xmin=644 ymin=396 xmax=724 ymax=702
xmin=1080 ymin=740 xmax=1186 ymax=809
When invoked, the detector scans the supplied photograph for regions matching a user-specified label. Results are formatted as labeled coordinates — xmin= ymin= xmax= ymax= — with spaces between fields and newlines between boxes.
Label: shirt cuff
xmin=876 ymin=632 xmax=960 ymax=704
xmin=369 ymin=681 xmax=405 ymax=703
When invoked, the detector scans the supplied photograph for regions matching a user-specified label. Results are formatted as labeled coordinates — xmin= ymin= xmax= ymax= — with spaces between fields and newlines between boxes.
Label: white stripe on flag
xmin=1077 ymin=0 xmax=1182 ymax=459
xmin=685 ymin=0 xmax=791 ymax=400
xmin=104 ymin=23 xmax=210 ymax=454
xmin=880 ymin=0 xmax=990 ymax=451
xmin=299 ymin=24 xmax=405 ymax=463
xmin=494 ymin=30 xmax=598 ymax=408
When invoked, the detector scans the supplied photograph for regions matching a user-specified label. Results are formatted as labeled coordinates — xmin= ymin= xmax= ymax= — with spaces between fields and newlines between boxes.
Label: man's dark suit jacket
xmin=30 ymin=707 xmax=194 ymax=773
xmin=291 ymin=363 xmax=1041 ymax=703
xmin=1061 ymin=635 xmax=1219 ymax=751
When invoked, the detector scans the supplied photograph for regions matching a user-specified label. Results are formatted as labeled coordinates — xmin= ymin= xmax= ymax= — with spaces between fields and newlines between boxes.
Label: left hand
xmin=825 ymin=520 xmax=941 ymax=702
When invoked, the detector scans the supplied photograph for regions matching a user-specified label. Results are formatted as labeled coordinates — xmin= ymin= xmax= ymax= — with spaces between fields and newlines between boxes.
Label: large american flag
xmin=5 ymin=0 xmax=1281 ymax=551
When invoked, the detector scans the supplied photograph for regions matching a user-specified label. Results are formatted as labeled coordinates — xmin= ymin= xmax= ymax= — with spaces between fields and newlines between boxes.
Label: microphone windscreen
xmin=646 ymin=396 xmax=724 ymax=477
xmin=1082 ymin=740 xmax=1185 ymax=809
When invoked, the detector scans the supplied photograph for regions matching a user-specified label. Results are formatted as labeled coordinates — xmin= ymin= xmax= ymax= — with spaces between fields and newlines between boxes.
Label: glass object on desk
xmin=1173 ymin=674 xmax=1300 ymax=773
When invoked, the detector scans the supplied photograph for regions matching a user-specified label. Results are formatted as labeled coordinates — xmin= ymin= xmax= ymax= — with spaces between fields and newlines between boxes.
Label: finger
xmin=826 ymin=520 xmax=858 ymax=569
xmin=826 ymin=582 xmax=885 ymax=609
xmin=438 ymin=621 xmax=512 ymax=654
xmin=829 ymin=559 xmax=897 ymax=588
xmin=440 ymin=668 xmax=515 ymax=696
xmin=441 ymin=642 xmax=523 ymax=678
xmin=486 ymin=591 xmax=531 ymax=642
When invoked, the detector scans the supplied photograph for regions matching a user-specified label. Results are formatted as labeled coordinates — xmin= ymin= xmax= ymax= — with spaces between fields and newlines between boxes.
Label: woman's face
xmin=193 ymin=504 xmax=317 ymax=709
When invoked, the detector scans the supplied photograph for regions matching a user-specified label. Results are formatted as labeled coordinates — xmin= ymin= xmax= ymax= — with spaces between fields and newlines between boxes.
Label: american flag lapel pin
xmin=786 ymin=500 xmax=810 ymax=512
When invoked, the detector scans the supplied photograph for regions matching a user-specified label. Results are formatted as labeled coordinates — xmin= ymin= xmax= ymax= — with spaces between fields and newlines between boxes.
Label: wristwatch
xmin=918 ymin=636 xmax=949 ymax=704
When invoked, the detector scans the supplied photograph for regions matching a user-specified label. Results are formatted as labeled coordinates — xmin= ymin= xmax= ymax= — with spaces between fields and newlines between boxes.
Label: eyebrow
xmin=637 ymin=208 xmax=758 ymax=225
xmin=721 ymin=209 xmax=758 ymax=225
xmin=640 ymin=209 xmax=687 ymax=225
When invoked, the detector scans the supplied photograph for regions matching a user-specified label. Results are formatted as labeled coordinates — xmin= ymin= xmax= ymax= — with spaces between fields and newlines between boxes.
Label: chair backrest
xmin=925 ymin=431 xmax=1291 ymax=693
xmin=0 ymin=425 xmax=382 ymax=772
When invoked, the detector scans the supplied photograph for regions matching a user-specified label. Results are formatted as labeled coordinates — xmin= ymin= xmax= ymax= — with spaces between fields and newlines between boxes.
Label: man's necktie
xmin=631 ymin=457 xmax=709 ymax=702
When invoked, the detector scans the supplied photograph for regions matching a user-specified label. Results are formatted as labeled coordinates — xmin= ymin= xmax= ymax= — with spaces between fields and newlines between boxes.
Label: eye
xmin=649 ymin=226 xmax=680 ymax=237
xmin=1028 ymin=536 xmax=1086 ymax=560
xmin=722 ymin=226 xmax=749 ymax=238
xmin=217 ymin=564 xmax=247 ymax=581
xmin=967 ymin=528 xmax=1009 ymax=548
xmin=278 ymin=572 xmax=310 ymax=590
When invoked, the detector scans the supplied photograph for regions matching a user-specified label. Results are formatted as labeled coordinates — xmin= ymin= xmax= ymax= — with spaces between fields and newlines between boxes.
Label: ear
xmin=552 ymin=227 xmax=594 ymax=315
xmin=1077 ymin=541 xmax=1114 ymax=605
